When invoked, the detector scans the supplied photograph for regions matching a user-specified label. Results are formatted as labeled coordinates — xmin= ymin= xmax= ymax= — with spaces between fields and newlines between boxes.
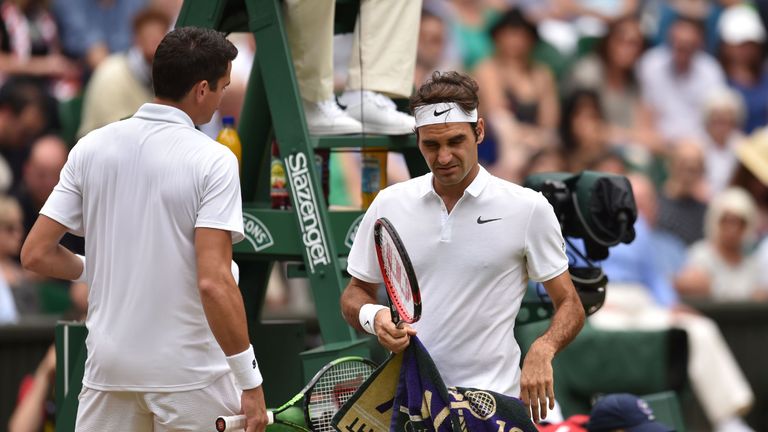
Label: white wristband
xmin=226 ymin=344 xmax=263 ymax=390
xmin=73 ymin=254 xmax=86 ymax=283
xmin=231 ymin=260 xmax=239 ymax=284
xmin=359 ymin=304 xmax=388 ymax=335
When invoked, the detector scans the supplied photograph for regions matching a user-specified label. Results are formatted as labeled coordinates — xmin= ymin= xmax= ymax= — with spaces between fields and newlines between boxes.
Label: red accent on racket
xmin=373 ymin=217 xmax=421 ymax=324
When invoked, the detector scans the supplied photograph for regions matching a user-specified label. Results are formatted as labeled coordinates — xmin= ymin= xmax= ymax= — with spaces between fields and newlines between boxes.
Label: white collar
xmin=132 ymin=103 xmax=195 ymax=127
xmin=418 ymin=165 xmax=490 ymax=198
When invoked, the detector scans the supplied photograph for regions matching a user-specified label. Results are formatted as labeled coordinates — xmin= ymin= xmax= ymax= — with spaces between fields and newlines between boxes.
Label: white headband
xmin=414 ymin=102 xmax=478 ymax=128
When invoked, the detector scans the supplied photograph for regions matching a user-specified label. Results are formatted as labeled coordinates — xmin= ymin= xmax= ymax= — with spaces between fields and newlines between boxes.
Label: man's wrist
xmin=226 ymin=344 xmax=263 ymax=390
xmin=358 ymin=304 xmax=388 ymax=335
xmin=531 ymin=339 xmax=557 ymax=358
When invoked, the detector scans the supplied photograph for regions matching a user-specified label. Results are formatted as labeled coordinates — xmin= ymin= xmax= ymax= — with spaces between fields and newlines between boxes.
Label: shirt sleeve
xmin=524 ymin=194 xmax=569 ymax=282
xmin=39 ymin=145 xmax=84 ymax=236
xmin=196 ymin=151 xmax=244 ymax=244
xmin=346 ymin=197 xmax=384 ymax=284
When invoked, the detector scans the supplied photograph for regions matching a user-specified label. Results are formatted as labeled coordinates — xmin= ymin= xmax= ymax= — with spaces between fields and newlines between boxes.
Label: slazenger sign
xmin=285 ymin=152 xmax=331 ymax=273
xmin=242 ymin=213 xmax=274 ymax=252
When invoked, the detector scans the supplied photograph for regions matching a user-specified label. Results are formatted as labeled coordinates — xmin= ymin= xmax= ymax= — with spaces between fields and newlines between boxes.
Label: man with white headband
xmin=341 ymin=71 xmax=585 ymax=424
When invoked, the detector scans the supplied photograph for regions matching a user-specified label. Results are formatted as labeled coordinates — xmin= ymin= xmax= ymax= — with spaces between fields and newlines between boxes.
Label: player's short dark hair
xmin=410 ymin=71 xmax=480 ymax=139
xmin=152 ymin=27 xmax=237 ymax=101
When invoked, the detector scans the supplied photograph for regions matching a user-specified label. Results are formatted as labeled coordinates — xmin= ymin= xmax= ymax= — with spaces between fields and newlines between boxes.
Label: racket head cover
xmin=373 ymin=217 xmax=422 ymax=324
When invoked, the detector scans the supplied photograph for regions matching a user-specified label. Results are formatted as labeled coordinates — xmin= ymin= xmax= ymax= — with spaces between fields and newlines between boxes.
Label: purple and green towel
xmin=332 ymin=337 xmax=536 ymax=432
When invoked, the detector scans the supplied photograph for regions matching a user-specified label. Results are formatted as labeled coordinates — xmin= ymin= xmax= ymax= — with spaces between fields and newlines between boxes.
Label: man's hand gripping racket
xmin=372 ymin=217 xmax=422 ymax=352
xmin=215 ymin=357 xmax=376 ymax=432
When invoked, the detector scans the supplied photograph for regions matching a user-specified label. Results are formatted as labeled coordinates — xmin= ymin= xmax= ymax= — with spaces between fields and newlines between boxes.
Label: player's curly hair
xmin=409 ymin=71 xmax=480 ymax=115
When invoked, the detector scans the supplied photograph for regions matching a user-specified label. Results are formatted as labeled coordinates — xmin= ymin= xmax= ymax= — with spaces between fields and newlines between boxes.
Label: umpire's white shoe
xmin=303 ymin=98 xmax=363 ymax=135
xmin=339 ymin=90 xmax=415 ymax=135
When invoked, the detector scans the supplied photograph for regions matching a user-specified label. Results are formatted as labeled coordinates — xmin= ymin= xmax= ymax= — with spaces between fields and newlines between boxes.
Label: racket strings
xmin=307 ymin=361 xmax=376 ymax=432
xmin=466 ymin=391 xmax=496 ymax=419
xmin=380 ymin=232 xmax=414 ymax=309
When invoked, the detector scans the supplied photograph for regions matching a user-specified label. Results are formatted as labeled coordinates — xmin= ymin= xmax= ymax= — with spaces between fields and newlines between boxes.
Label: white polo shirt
xmin=41 ymin=103 xmax=245 ymax=392
xmin=347 ymin=166 xmax=567 ymax=395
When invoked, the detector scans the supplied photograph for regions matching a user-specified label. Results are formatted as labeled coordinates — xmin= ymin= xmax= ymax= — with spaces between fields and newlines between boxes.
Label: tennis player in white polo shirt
xmin=341 ymin=71 xmax=585 ymax=423
xmin=21 ymin=28 xmax=268 ymax=432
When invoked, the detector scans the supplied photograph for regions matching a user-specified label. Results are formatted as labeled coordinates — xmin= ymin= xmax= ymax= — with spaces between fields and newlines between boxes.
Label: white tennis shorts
xmin=75 ymin=372 xmax=241 ymax=431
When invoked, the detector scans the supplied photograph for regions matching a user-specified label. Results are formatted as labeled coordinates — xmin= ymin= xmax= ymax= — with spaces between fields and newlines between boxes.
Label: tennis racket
xmin=373 ymin=217 xmax=422 ymax=325
xmin=215 ymin=356 xmax=377 ymax=432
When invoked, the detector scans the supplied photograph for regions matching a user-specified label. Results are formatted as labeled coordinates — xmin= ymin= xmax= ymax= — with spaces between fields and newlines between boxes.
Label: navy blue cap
xmin=586 ymin=394 xmax=675 ymax=432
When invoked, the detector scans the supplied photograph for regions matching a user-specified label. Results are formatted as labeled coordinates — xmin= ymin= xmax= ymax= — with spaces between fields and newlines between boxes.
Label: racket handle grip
xmin=215 ymin=415 xmax=246 ymax=431
xmin=216 ymin=411 xmax=274 ymax=431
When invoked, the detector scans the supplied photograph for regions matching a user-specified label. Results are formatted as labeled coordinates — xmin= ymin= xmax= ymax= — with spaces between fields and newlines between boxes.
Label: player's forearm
xmin=536 ymin=293 xmax=584 ymax=354
xmin=340 ymin=279 xmax=378 ymax=332
xmin=21 ymin=243 xmax=83 ymax=281
xmin=199 ymin=276 xmax=250 ymax=356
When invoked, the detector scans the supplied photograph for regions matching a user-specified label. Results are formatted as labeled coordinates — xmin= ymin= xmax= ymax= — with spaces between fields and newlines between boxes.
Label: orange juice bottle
xmin=216 ymin=116 xmax=242 ymax=171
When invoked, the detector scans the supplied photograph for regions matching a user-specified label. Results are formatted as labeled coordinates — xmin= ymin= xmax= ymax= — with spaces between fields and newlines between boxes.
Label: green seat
xmin=642 ymin=391 xmax=686 ymax=432
xmin=533 ymin=40 xmax=576 ymax=83
xmin=58 ymin=95 xmax=83 ymax=147
xmin=38 ymin=280 xmax=71 ymax=315
xmin=516 ymin=321 xmax=688 ymax=418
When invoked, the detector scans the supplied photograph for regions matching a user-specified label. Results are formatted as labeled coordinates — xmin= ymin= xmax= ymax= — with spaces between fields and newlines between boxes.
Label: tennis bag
xmin=332 ymin=336 xmax=536 ymax=432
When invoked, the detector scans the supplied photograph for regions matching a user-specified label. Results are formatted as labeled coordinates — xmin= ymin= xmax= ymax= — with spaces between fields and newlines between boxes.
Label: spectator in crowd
xmin=475 ymin=8 xmax=559 ymax=180
xmin=0 ymin=0 xmax=80 ymax=100
xmin=702 ymin=88 xmax=745 ymax=197
xmin=414 ymin=10 xmax=461 ymax=86
xmin=676 ymin=187 xmax=767 ymax=302
xmin=521 ymin=144 xmax=567 ymax=179
xmin=717 ymin=4 xmax=768 ymax=134
xmin=0 ymin=79 xmax=52 ymax=189
xmin=13 ymin=135 xmax=83 ymax=254
xmin=0 ymin=194 xmax=22 ymax=323
xmin=731 ymin=128 xmax=768 ymax=235
xmin=586 ymin=393 xmax=674 ymax=432
xmin=50 ymin=0 xmax=147 ymax=70
xmin=651 ymin=0 xmax=740 ymax=53
xmin=283 ymin=0 xmax=419 ymax=135
xmin=638 ymin=15 xmax=727 ymax=142
xmin=8 ymin=344 xmax=55 ymax=431
xmin=591 ymin=173 xmax=755 ymax=432
xmin=630 ymin=173 xmax=688 ymax=290
xmin=77 ymin=7 xmax=171 ymax=137
xmin=8 ymin=280 xmax=87 ymax=432
xmin=560 ymin=89 xmax=611 ymax=173
xmin=568 ymin=16 xmax=663 ymax=155
xmin=656 ymin=140 xmax=708 ymax=246
xmin=551 ymin=0 xmax=640 ymax=24
xmin=445 ymin=0 xmax=507 ymax=71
